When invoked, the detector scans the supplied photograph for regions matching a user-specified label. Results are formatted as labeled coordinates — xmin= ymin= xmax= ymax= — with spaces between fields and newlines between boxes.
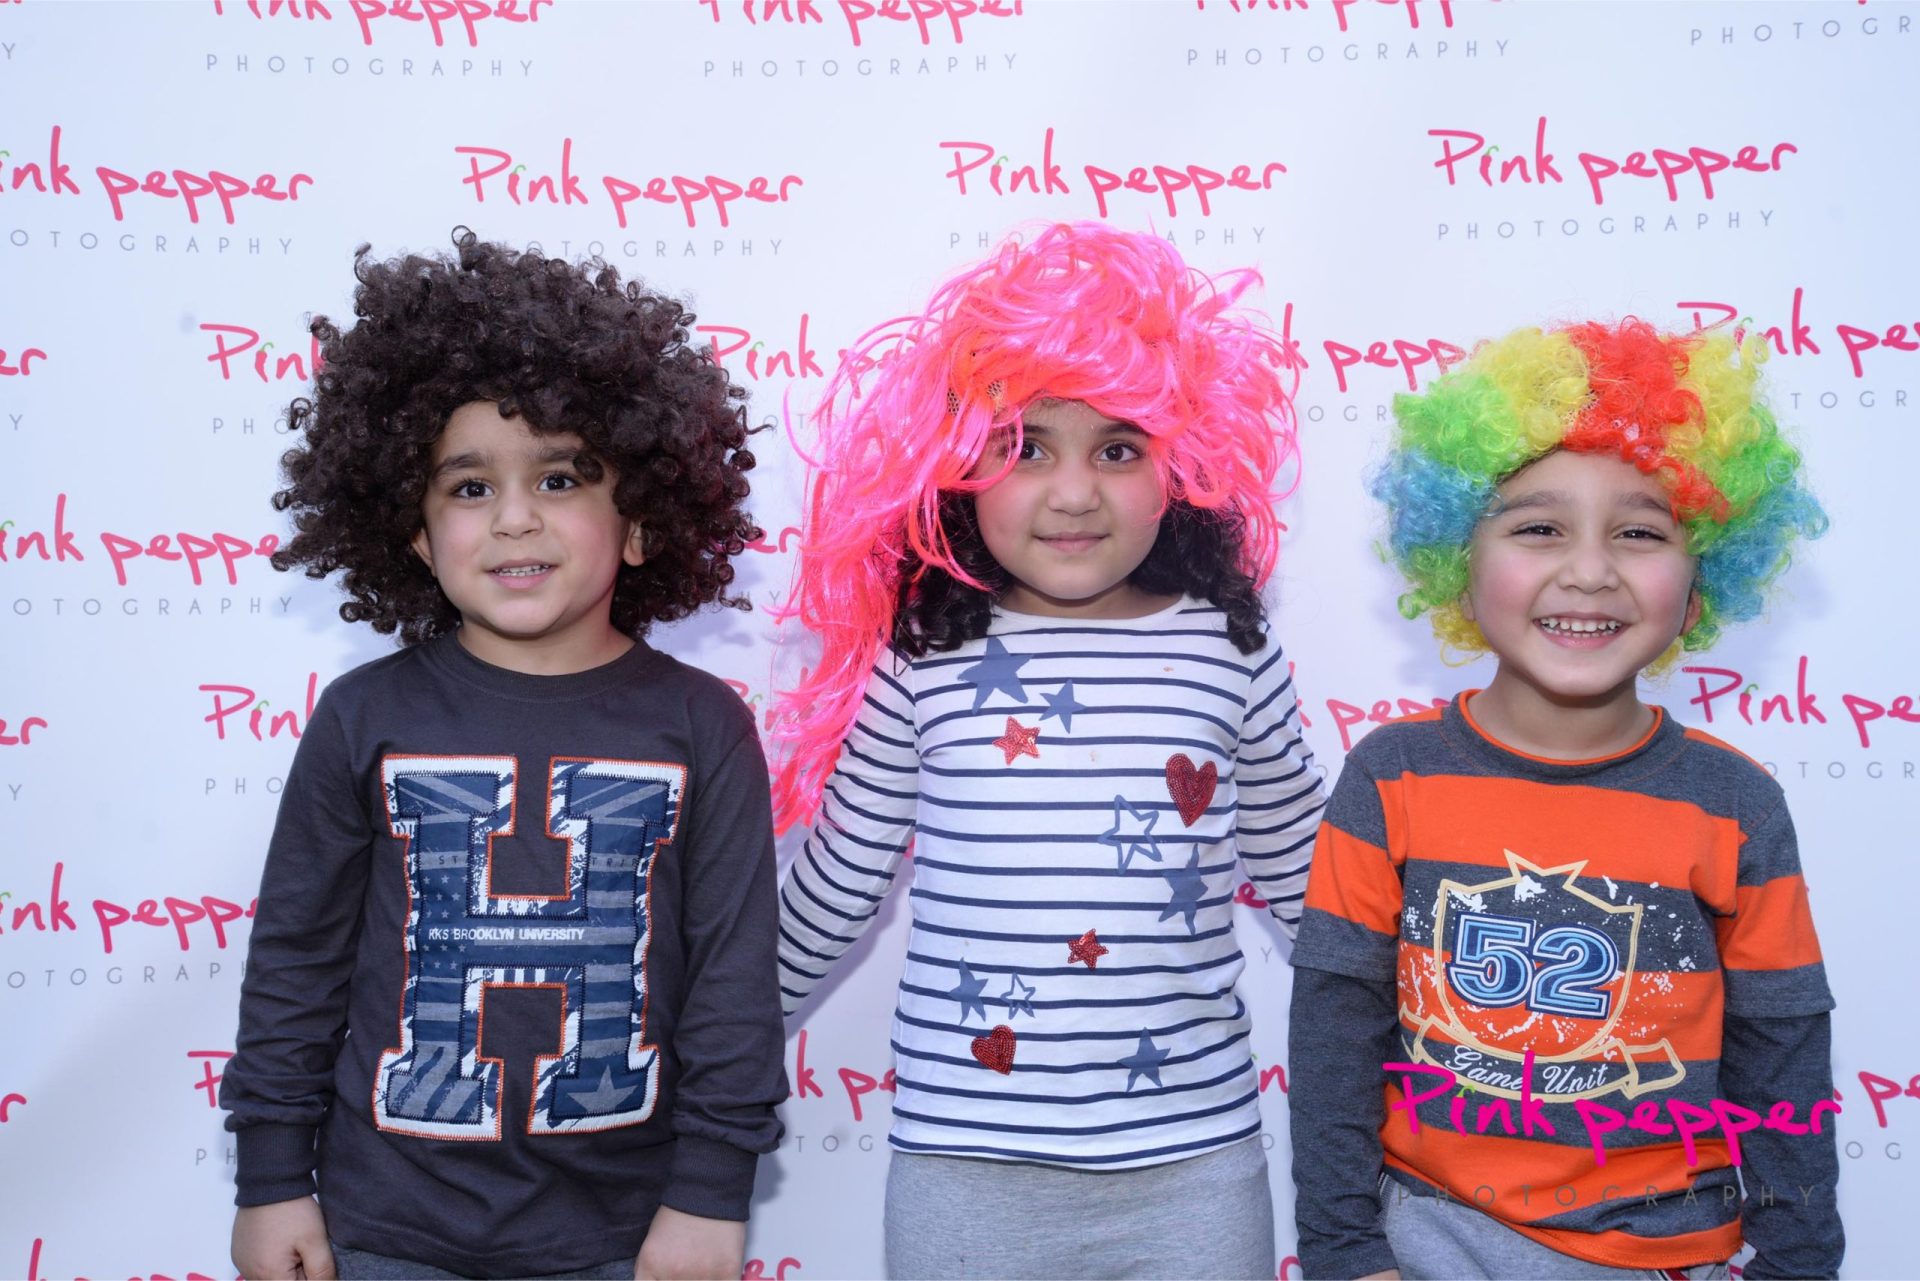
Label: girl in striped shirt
xmin=770 ymin=223 xmax=1327 ymax=1279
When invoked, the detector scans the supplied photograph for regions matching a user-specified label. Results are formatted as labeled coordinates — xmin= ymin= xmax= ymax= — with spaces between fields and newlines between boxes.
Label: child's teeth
xmin=496 ymin=565 xmax=549 ymax=576
xmin=1542 ymin=617 xmax=1620 ymax=634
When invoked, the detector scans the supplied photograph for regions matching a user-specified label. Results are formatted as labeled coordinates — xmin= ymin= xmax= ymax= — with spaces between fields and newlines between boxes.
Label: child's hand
xmin=232 ymin=1196 xmax=335 ymax=1280
xmin=633 ymin=1206 xmax=746 ymax=1281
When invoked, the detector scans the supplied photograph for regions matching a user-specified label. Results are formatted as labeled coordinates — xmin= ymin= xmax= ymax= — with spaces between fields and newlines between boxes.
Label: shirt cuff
xmin=232 ymin=1122 xmax=319 ymax=1207
xmin=661 ymin=1133 xmax=760 ymax=1222
xmin=1300 ymin=1234 xmax=1400 ymax=1280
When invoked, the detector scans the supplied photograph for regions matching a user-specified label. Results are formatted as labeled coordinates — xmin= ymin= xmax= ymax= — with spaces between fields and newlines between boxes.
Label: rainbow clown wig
xmin=770 ymin=222 xmax=1299 ymax=829
xmin=1373 ymin=317 xmax=1825 ymax=658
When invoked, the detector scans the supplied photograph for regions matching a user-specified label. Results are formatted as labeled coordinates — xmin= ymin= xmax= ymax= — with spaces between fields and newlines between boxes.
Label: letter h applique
xmin=374 ymin=755 xmax=684 ymax=1139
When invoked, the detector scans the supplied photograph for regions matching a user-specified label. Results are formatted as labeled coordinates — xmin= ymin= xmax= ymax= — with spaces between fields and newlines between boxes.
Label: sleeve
xmin=219 ymin=690 xmax=373 ymax=1207
xmin=1289 ymin=967 xmax=1403 ymax=1280
xmin=1291 ymin=746 xmax=1404 ymax=984
xmin=1716 ymin=797 xmax=1834 ymax=1019
xmin=1286 ymin=750 xmax=1406 ymax=1278
xmin=1720 ymin=1011 xmax=1844 ymax=1279
xmin=1715 ymin=794 xmax=1842 ymax=1278
xmin=776 ymin=653 xmax=919 ymax=1016
xmin=663 ymin=718 xmax=791 ymax=1222
xmin=1234 ymin=640 xmax=1328 ymax=939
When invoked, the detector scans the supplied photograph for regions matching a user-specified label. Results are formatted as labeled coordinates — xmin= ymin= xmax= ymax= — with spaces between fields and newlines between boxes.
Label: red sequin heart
xmin=1165 ymin=754 xmax=1218 ymax=826
xmin=971 ymin=1025 xmax=1016 ymax=1074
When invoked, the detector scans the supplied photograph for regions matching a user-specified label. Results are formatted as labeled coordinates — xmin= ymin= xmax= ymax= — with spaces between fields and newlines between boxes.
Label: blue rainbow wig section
xmin=1375 ymin=453 xmax=1492 ymax=577
xmin=1694 ymin=461 xmax=1828 ymax=632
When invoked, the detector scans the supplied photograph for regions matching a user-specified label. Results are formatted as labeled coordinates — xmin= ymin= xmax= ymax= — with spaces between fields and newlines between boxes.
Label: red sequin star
xmin=994 ymin=717 xmax=1041 ymax=764
xmin=1067 ymin=928 xmax=1108 ymax=970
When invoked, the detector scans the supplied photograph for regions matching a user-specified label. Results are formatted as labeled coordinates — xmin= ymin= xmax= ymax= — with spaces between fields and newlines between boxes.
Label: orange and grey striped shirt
xmin=1289 ymin=695 xmax=1841 ymax=1278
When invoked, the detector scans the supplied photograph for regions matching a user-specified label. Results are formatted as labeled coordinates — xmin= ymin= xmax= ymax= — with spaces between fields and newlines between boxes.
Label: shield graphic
xmin=1400 ymin=850 xmax=1686 ymax=1103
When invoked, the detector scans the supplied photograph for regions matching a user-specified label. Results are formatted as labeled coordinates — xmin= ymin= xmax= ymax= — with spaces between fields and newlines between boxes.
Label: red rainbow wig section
xmin=769 ymin=222 xmax=1299 ymax=830
xmin=1560 ymin=319 xmax=1732 ymax=522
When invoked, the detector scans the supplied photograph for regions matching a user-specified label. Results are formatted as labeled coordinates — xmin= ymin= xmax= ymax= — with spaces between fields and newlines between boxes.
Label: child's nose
xmin=1046 ymin=461 xmax=1100 ymax=514
xmin=492 ymin=489 xmax=542 ymax=536
xmin=1559 ymin=535 xmax=1620 ymax=590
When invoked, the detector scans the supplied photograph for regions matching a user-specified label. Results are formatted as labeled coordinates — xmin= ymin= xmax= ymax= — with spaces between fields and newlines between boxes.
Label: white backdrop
xmin=1 ymin=2 xmax=1916 ymax=1277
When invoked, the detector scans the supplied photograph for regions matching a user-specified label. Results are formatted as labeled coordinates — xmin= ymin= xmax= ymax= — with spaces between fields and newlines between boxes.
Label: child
xmin=1289 ymin=319 xmax=1841 ymax=1279
xmin=220 ymin=231 xmax=787 ymax=1281
xmin=771 ymin=223 xmax=1327 ymax=1279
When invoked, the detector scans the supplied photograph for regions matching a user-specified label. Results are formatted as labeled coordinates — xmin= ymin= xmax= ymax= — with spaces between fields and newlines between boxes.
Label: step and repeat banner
xmin=2 ymin=2 xmax=1915 ymax=1277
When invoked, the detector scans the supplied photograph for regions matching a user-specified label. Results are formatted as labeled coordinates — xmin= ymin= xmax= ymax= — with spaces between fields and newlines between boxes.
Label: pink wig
xmin=769 ymin=222 xmax=1299 ymax=830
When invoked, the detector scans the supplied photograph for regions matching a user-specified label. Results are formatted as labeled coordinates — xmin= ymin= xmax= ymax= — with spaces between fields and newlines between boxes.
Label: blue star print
xmin=959 ymin=638 xmax=1031 ymax=711
xmin=1000 ymin=974 xmax=1037 ymax=1019
xmin=948 ymin=959 xmax=989 ymax=1023
xmin=571 ymin=1065 xmax=638 ymax=1113
xmin=1119 ymin=1031 xmax=1171 ymax=1091
xmin=1100 ymin=795 xmax=1163 ymax=871
xmin=1159 ymin=851 xmax=1208 ymax=935
xmin=1040 ymin=682 xmax=1087 ymax=732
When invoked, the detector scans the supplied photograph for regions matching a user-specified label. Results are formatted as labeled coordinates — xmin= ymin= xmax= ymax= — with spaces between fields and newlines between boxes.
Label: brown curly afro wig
xmin=272 ymin=229 xmax=760 ymax=643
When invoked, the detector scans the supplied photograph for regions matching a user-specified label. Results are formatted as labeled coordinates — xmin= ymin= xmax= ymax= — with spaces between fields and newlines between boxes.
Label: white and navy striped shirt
xmin=778 ymin=598 xmax=1327 ymax=1168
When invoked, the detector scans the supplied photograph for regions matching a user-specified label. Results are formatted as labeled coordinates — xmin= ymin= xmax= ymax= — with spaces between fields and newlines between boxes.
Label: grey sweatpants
xmin=884 ymin=1138 xmax=1275 ymax=1280
xmin=1380 ymin=1187 xmax=1733 ymax=1280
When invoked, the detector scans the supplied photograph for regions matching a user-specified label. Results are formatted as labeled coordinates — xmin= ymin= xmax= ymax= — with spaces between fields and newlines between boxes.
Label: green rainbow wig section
xmin=1371 ymin=318 xmax=1826 ymax=654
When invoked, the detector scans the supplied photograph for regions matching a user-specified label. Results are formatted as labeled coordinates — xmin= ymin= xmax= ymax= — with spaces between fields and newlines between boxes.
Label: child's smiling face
xmin=970 ymin=399 xmax=1174 ymax=619
xmin=411 ymin=401 xmax=645 ymax=674
xmin=1466 ymin=449 xmax=1701 ymax=714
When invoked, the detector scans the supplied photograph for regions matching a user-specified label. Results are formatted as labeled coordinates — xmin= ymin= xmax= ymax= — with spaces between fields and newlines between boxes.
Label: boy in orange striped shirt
xmin=1289 ymin=320 xmax=1841 ymax=1279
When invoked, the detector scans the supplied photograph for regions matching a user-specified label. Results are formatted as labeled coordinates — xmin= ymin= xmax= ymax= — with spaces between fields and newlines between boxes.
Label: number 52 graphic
xmin=1446 ymin=913 xmax=1621 ymax=1020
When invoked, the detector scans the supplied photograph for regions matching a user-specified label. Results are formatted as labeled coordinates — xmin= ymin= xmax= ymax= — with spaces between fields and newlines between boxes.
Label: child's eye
xmin=1015 ymin=440 xmax=1045 ymax=462
xmin=1511 ymin=521 xmax=1558 ymax=537
xmin=539 ymin=472 xmax=580 ymax=492
xmin=1619 ymin=526 xmax=1669 ymax=541
xmin=1097 ymin=441 xmax=1143 ymax=464
xmin=451 ymin=479 xmax=491 ymax=500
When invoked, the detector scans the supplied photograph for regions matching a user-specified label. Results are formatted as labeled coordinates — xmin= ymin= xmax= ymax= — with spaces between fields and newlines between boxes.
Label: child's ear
xmin=622 ymin=520 xmax=646 ymax=568
xmin=1682 ymin=586 xmax=1703 ymax=635
xmin=410 ymin=527 xmax=436 ymax=576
